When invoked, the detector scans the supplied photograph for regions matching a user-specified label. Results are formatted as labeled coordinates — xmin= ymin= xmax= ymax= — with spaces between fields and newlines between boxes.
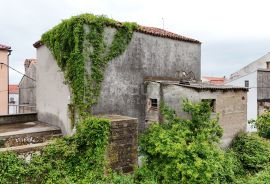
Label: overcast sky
xmin=1 ymin=0 xmax=270 ymax=84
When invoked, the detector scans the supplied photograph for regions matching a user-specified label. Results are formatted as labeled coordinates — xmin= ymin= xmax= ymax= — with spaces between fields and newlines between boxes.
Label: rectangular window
xmin=202 ymin=99 xmax=216 ymax=113
xmin=150 ymin=98 xmax=158 ymax=110
xmin=245 ymin=80 xmax=249 ymax=88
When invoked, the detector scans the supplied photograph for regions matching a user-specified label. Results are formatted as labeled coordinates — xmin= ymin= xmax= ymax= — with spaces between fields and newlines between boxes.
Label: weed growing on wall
xmin=41 ymin=14 xmax=137 ymax=120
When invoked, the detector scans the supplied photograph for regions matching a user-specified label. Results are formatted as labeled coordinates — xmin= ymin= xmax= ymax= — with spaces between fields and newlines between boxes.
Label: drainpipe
xmin=7 ymin=49 xmax=12 ymax=114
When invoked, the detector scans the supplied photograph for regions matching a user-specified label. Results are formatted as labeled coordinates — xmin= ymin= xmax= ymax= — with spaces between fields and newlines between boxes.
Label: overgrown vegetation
xmin=2 ymin=99 xmax=270 ymax=183
xmin=231 ymin=132 xmax=270 ymax=173
xmin=137 ymin=100 xmax=239 ymax=183
xmin=0 ymin=117 xmax=134 ymax=183
xmin=41 ymin=13 xmax=137 ymax=119
xmin=249 ymin=111 xmax=270 ymax=139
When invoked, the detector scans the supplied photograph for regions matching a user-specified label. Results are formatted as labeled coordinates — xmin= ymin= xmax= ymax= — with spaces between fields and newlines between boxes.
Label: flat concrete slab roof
xmin=0 ymin=121 xmax=61 ymax=138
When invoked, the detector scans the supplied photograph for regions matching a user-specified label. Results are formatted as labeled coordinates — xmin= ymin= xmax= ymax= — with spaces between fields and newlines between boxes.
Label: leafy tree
xmin=139 ymin=100 xmax=238 ymax=183
xmin=249 ymin=111 xmax=270 ymax=139
xmin=231 ymin=132 xmax=270 ymax=173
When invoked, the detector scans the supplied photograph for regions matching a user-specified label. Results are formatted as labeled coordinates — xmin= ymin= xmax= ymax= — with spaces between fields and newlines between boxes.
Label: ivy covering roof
xmin=34 ymin=21 xmax=200 ymax=48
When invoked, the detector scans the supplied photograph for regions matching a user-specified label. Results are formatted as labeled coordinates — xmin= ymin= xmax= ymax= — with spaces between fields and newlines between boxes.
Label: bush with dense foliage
xmin=0 ymin=117 xmax=136 ymax=183
xmin=138 ymin=100 xmax=242 ymax=183
xmin=249 ymin=111 xmax=270 ymax=139
xmin=3 ymin=100 xmax=270 ymax=183
xmin=231 ymin=132 xmax=270 ymax=173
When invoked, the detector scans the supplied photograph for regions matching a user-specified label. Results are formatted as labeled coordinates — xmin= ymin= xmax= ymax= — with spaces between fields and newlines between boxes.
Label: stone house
xmin=0 ymin=44 xmax=11 ymax=115
xmin=227 ymin=52 xmax=270 ymax=131
xmin=19 ymin=59 xmax=37 ymax=113
xmin=145 ymin=80 xmax=248 ymax=147
xmin=34 ymin=25 xmax=201 ymax=134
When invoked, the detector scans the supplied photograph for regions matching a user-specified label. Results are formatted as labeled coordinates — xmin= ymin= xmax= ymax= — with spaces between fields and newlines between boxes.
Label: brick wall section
xmin=101 ymin=115 xmax=138 ymax=173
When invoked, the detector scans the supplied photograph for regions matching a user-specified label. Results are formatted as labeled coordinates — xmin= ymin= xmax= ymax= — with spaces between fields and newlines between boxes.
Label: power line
xmin=0 ymin=62 xmax=36 ymax=81
xmin=0 ymin=87 xmax=35 ymax=93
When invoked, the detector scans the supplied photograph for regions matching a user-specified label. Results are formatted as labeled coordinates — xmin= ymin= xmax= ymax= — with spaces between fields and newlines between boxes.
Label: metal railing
xmin=8 ymin=104 xmax=36 ymax=114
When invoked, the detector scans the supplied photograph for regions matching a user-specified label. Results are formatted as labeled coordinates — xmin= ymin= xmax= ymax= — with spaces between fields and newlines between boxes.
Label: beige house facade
xmin=0 ymin=44 xmax=11 ymax=115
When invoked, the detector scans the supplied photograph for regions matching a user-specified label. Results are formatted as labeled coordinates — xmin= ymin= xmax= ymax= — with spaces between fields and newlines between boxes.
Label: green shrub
xmin=0 ymin=152 xmax=26 ymax=184
xmin=231 ymin=132 xmax=270 ymax=173
xmin=139 ymin=100 xmax=238 ymax=183
xmin=0 ymin=117 xmax=113 ymax=183
xmin=250 ymin=111 xmax=270 ymax=139
xmin=240 ymin=167 xmax=270 ymax=184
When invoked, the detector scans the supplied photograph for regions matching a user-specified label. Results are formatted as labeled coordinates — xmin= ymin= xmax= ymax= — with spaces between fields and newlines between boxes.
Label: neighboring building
xmin=0 ymin=44 xmax=11 ymax=115
xmin=19 ymin=59 xmax=37 ymax=113
xmin=145 ymin=80 xmax=248 ymax=147
xmin=34 ymin=25 xmax=201 ymax=134
xmin=202 ymin=76 xmax=226 ymax=84
xmin=227 ymin=53 xmax=270 ymax=131
xmin=8 ymin=84 xmax=19 ymax=114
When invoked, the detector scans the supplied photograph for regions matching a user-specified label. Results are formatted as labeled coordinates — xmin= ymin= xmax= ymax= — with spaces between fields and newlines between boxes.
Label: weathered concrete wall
xmin=0 ymin=50 xmax=9 ymax=115
xmin=257 ymin=69 xmax=270 ymax=100
xmin=145 ymin=82 xmax=247 ymax=147
xmin=145 ymin=82 xmax=161 ymax=127
xmin=230 ymin=52 xmax=270 ymax=81
xmin=36 ymin=28 xmax=200 ymax=134
xmin=103 ymin=115 xmax=138 ymax=173
xmin=19 ymin=63 xmax=36 ymax=108
xmin=0 ymin=113 xmax=37 ymax=125
xmin=36 ymin=46 xmax=71 ymax=135
xmin=227 ymin=71 xmax=257 ymax=131
xmin=91 ymin=28 xmax=201 ymax=131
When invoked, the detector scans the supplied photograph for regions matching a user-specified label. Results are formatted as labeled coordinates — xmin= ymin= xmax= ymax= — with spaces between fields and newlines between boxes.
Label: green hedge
xmin=232 ymin=132 xmax=270 ymax=173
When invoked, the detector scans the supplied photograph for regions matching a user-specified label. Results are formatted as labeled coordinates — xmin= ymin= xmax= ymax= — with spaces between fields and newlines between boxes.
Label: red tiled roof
xmin=137 ymin=26 xmax=200 ymax=43
xmin=9 ymin=85 xmax=19 ymax=94
xmin=34 ymin=24 xmax=200 ymax=48
xmin=0 ymin=44 xmax=11 ymax=51
xmin=202 ymin=76 xmax=226 ymax=85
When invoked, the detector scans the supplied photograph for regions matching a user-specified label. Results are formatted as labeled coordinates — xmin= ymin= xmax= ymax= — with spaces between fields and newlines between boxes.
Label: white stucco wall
xmin=227 ymin=71 xmax=257 ymax=132
xmin=36 ymin=46 xmax=71 ymax=135
xmin=230 ymin=52 xmax=270 ymax=80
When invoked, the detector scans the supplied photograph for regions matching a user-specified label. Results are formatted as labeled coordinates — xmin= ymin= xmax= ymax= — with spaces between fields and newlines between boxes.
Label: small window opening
xmin=267 ymin=61 xmax=270 ymax=69
xmin=245 ymin=80 xmax=249 ymax=88
xmin=9 ymin=97 xmax=15 ymax=104
xmin=150 ymin=98 xmax=158 ymax=110
xmin=202 ymin=99 xmax=216 ymax=113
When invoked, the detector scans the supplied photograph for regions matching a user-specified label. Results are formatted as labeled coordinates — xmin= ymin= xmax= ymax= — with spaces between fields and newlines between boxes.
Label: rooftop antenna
xmin=162 ymin=17 xmax=164 ymax=29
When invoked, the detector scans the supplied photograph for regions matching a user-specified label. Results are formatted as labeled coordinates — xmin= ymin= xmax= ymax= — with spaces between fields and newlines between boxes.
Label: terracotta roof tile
xmin=34 ymin=24 xmax=200 ymax=48
xmin=0 ymin=44 xmax=11 ymax=51
xmin=137 ymin=26 xmax=200 ymax=43
xmin=9 ymin=85 xmax=19 ymax=94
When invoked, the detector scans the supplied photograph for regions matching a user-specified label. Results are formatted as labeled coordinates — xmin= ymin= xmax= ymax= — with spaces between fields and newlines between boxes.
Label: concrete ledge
xmin=0 ymin=113 xmax=37 ymax=125
xmin=0 ymin=141 xmax=51 ymax=153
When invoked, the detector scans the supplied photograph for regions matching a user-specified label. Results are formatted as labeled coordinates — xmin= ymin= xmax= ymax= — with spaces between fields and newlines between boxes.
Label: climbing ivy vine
xmin=41 ymin=14 xmax=137 ymax=121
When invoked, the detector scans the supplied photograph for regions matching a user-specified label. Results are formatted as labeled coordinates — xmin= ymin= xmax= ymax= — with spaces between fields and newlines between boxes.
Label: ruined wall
xmin=145 ymin=82 xmax=161 ymax=127
xmin=145 ymin=82 xmax=247 ymax=147
xmin=227 ymin=71 xmax=257 ymax=131
xmin=104 ymin=115 xmax=138 ymax=173
xmin=19 ymin=63 xmax=36 ymax=112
